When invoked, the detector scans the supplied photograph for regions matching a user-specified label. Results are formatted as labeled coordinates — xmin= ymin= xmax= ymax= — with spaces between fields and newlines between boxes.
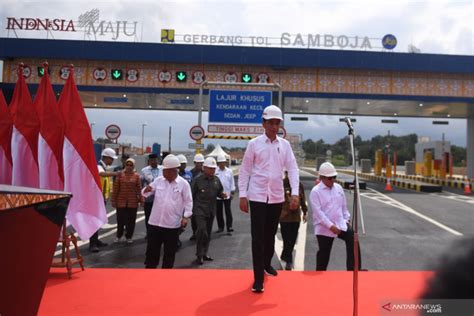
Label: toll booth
xmin=415 ymin=140 xmax=451 ymax=178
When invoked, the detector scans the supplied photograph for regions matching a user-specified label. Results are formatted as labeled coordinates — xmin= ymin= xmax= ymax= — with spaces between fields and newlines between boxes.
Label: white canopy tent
xmin=206 ymin=144 xmax=230 ymax=160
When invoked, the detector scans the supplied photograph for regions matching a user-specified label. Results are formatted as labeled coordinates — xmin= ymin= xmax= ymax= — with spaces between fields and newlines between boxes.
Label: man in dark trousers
xmin=142 ymin=154 xmax=193 ymax=269
xmin=91 ymin=148 xmax=120 ymax=252
xmin=310 ymin=162 xmax=362 ymax=271
xmin=189 ymin=153 xmax=205 ymax=241
xmin=238 ymin=105 xmax=300 ymax=293
xmin=191 ymin=157 xmax=226 ymax=265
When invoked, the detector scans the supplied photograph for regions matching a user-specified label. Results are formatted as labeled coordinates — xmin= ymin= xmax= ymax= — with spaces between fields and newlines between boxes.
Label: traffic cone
xmin=385 ymin=177 xmax=393 ymax=192
xmin=464 ymin=177 xmax=471 ymax=195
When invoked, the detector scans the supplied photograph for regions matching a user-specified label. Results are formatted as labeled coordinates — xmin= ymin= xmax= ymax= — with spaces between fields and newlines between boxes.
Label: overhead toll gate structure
xmin=0 ymin=37 xmax=473 ymax=177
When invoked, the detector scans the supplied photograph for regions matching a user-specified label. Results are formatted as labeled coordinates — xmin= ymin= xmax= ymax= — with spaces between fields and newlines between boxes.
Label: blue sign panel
xmin=209 ymin=90 xmax=272 ymax=123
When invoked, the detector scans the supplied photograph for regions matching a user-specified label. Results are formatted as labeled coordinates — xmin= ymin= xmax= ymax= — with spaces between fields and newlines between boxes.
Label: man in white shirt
xmin=215 ymin=154 xmax=236 ymax=233
xmin=142 ymin=155 xmax=193 ymax=269
xmin=140 ymin=153 xmax=163 ymax=238
xmin=309 ymin=162 xmax=362 ymax=271
xmin=238 ymin=105 xmax=300 ymax=294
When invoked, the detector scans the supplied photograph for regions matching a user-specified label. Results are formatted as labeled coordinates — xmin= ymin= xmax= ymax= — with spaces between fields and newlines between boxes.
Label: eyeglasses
xmin=125 ymin=163 xmax=134 ymax=167
xmin=324 ymin=176 xmax=337 ymax=180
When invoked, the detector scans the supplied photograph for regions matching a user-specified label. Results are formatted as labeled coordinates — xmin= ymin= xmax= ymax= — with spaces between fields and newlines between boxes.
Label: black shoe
xmin=227 ymin=228 xmax=234 ymax=232
xmin=285 ymin=262 xmax=293 ymax=271
xmin=89 ymin=245 xmax=99 ymax=253
xmin=196 ymin=257 xmax=204 ymax=265
xmin=264 ymin=266 xmax=278 ymax=276
xmin=97 ymin=240 xmax=108 ymax=247
xmin=203 ymin=255 xmax=214 ymax=261
xmin=189 ymin=234 xmax=196 ymax=241
xmin=177 ymin=239 xmax=182 ymax=248
xmin=216 ymin=228 xmax=224 ymax=233
xmin=252 ymin=280 xmax=264 ymax=293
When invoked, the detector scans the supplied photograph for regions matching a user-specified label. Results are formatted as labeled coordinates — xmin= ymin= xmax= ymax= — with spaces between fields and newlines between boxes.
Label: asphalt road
xmin=59 ymin=169 xmax=474 ymax=272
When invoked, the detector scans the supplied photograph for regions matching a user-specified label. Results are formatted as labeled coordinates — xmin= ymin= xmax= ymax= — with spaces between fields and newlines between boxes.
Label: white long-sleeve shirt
xmin=142 ymin=175 xmax=193 ymax=229
xmin=238 ymin=133 xmax=299 ymax=204
xmin=310 ymin=182 xmax=350 ymax=237
xmin=216 ymin=166 xmax=236 ymax=200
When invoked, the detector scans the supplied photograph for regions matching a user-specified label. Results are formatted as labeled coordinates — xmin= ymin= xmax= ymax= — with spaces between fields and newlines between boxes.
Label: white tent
xmin=206 ymin=144 xmax=230 ymax=160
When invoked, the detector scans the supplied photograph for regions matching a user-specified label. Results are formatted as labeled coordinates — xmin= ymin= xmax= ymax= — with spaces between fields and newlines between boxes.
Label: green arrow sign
xmin=37 ymin=66 xmax=45 ymax=77
xmin=242 ymin=73 xmax=252 ymax=83
xmin=176 ymin=71 xmax=187 ymax=82
xmin=111 ymin=69 xmax=123 ymax=80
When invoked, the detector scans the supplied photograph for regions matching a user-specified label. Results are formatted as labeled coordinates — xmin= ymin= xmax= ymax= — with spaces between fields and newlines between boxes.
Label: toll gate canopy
xmin=0 ymin=38 xmax=473 ymax=177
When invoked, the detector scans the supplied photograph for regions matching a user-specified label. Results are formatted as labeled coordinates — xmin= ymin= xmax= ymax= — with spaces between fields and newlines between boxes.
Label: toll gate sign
xmin=209 ymin=90 xmax=272 ymax=124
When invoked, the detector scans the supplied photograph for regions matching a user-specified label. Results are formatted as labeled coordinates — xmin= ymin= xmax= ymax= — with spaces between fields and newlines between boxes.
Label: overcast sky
xmin=1 ymin=0 xmax=473 ymax=149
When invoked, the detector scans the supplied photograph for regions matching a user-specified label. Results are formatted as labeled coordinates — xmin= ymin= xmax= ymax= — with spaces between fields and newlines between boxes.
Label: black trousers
xmin=195 ymin=215 xmax=214 ymax=257
xmin=145 ymin=225 xmax=180 ymax=269
xmin=316 ymin=227 xmax=362 ymax=271
xmin=249 ymin=201 xmax=283 ymax=283
xmin=144 ymin=202 xmax=153 ymax=235
xmin=280 ymin=222 xmax=300 ymax=263
xmin=89 ymin=199 xmax=107 ymax=247
xmin=191 ymin=216 xmax=197 ymax=235
xmin=116 ymin=207 xmax=138 ymax=239
xmin=216 ymin=199 xmax=233 ymax=230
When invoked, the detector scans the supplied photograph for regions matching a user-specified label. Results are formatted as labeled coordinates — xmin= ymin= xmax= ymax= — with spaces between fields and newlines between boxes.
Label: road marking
xmin=361 ymin=188 xmax=463 ymax=236
xmin=54 ymin=210 xmax=146 ymax=256
xmin=275 ymin=220 xmax=308 ymax=271
xmin=429 ymin=192 xmax=474 ymax=205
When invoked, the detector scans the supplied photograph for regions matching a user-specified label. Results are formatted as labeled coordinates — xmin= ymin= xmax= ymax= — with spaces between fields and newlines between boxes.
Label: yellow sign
xmin=161 ymin=29 xmax=175 ymax=43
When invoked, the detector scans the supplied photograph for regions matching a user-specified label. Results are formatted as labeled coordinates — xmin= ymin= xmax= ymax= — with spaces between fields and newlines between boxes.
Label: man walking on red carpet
xmin=239 ymin=105 xmax=300 ymax=293
xmin=142 ymin=155 xmax=193 ymax=269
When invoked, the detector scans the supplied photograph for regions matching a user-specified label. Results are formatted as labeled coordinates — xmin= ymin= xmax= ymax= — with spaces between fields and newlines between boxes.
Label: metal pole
xmin=168 ymin=126 xmax=172 ymax=152
xmin=347 ymin=121 xmax=359 ymax=316
xmin=141 ymin=123 xmax=145 ymax=155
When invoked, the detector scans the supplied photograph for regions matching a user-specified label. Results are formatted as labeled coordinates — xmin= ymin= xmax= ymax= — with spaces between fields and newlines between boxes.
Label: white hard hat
xmin=262 ymin=105 xmax=283 ymax=121
xmin=176 ymin=154 xmax=188 ymax=164
xmin=319 ymin=162 xmax=337 ymax=177
xmin=203 ymin=157 xmax=217 ymax=168
xmin=216 ymin=155 xmax=227 ymax=163
xmin=162 ymin=154 xmax=181 ymax=170
xmin=101 ymin=148 xmax=118 ymax=159
xmin=193 ymin=153 xmax=205 ymax=163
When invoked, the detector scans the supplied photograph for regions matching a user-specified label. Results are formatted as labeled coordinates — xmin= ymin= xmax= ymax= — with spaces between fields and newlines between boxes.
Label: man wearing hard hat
xmin=191 ymin=157 xmax=227 ymax=265
xmin=189 ymin=153 xmax=205 ymax=241
xmin=215 ymin=154 xmax=236 ymax=234
xmin=90 ymin=148 xmax=120 ymax=252
xmin=142 ymin=155 xmax=193 ymax=269
xmin=238 ymin=105 xmax=300 ymax=293
xmin=310 ymin=162 xmax=362 ymax=271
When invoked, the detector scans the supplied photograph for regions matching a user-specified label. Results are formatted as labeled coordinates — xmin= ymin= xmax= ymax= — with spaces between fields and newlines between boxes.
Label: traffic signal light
xmin=111 ymin=69 xmax=123 ymax=80
xmin=37 ymin=66 xmax=49 ymax=77
xmin=176 ymin=71 xmax=187 ymax=82
xmin=241 ymin=73 xmax=252 ymax=83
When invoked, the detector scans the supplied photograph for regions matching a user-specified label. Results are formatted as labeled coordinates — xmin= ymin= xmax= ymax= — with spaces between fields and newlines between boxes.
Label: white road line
xmin=429 ymin=192 xmax=474 ymax=205
xmin=54 ymin=211 xmax=146 ymax=256
xmin=275 ymin=220 xmax=308 ymax=271
xmin=362 ymin=188 xmax=463 ymax=236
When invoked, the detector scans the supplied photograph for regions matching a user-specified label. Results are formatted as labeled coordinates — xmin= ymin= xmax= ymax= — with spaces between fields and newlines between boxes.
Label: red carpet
xmin=39 ymin=268 xmax=431 ymax=316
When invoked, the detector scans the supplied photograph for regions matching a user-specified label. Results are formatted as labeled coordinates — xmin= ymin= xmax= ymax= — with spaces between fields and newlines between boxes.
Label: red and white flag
xmin=35 ymin=64 xmax=64 ymax=190
xmin=0 ymin=90 xmax=13 ymax=185
xmin=9 ymin=66 xmax=40 ymax=188
xmin=59 ymin=67 xmax=107 ymax=240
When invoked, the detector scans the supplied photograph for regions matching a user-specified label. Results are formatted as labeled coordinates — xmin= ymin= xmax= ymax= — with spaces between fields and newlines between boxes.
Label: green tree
xmin=451 ymin=145 xmax=466 ymax=166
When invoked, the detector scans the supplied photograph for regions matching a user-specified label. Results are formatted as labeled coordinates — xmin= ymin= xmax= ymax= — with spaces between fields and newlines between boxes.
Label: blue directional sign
xmin=209 ymin=90 xmax=272 ymax=123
